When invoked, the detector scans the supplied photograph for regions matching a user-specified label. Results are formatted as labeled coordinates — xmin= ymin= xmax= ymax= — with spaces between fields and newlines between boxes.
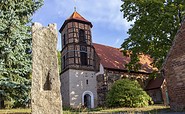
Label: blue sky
xmin=32 ymin=0 xmax=132 ymax=50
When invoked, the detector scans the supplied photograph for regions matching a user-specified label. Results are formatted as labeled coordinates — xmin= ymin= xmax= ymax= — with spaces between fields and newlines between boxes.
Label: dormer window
xmin=79 ymin=29 xmax=86 ymax=43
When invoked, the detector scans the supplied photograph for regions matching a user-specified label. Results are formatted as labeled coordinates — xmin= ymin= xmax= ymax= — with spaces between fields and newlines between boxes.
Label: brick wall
xmin=163 ymin=19 xmax=185 ymax=111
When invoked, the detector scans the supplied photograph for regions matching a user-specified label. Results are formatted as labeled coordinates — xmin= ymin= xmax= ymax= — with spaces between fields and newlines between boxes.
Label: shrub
xmin=106 ymin=79 xmax=153 ymax=108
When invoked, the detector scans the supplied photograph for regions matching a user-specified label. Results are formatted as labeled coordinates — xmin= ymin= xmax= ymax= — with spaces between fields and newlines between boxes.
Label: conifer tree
xmin=0 ymin=0 xmax=43 ymax=108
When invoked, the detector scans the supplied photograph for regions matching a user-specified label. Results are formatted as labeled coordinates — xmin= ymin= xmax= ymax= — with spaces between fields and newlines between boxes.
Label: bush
xmin=106 ymin=79 xmax=153 ymax=108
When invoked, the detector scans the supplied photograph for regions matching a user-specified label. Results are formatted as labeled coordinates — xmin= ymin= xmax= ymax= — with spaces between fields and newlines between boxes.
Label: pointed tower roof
xmin=67 ymin=11 xmax=90 ymax=22
xmin=59 ymin=11 xmax=92 ymax=32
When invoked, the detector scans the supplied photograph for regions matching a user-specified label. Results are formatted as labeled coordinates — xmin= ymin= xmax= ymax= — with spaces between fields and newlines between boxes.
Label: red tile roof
xmin=67 ymin=11 xmax=90 ymax=23
xmin=60 ymin=11 xmax=92 ymax=32
xmin=93 ymin=43 xmax=156 ymax=73
xmin=93 ymin=43 xmax=130 ymax=70
xmin=145 ymin=76 xmax=164 ymax=90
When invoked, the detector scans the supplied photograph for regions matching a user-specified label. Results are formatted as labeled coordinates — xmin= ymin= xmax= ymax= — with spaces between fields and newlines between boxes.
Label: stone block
xmin=31 ymin=22 xmax=62 ymax=114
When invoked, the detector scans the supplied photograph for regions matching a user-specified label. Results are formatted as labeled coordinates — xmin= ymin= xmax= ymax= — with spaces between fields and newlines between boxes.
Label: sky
xmin=32 ymin=0 xmax=133 ymax=50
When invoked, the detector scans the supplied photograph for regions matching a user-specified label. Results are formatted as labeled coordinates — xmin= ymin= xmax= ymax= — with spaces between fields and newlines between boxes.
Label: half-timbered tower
xmin=59 ymin=11 xmax=99 ymax=108
xmin=59 ymin=11 xmax=165 ymax=109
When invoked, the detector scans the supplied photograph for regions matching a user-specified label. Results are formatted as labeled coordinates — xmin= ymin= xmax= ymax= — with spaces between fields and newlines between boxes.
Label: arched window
xmin=79 ymin=29 xmax=86 ymax=43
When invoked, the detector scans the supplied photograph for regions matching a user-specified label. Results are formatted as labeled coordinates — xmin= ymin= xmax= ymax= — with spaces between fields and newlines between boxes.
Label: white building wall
xmin=60 ymin=70 xmax=70 ymax=107
xmin=68 ymin=69 xmax=97 ymax=108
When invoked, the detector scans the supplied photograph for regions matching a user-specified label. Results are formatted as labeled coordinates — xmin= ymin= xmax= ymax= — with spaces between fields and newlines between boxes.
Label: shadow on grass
xmin=110 ymin=108 xmax=185 ymax=114
xmin=63 ymin=105 xmax=185 ymax=114
xmin=63 ymin=106 xmax=103 ymax=113
xmin=1 ymin=105 xmax=185 ymax=114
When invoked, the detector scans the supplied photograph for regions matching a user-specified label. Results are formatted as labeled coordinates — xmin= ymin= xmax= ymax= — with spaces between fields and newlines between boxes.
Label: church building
xmin=60 ymin=11 xmax=166 ymax=108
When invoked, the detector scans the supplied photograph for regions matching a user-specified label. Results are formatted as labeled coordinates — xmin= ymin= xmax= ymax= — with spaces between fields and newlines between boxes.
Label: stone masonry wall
xmin=163 ymin=18 xmax=185 ymax=111
xmin=31 ymin=23 xmax=62 ymax=114
xmin=97 ymin=69 xmax=149 ymax=106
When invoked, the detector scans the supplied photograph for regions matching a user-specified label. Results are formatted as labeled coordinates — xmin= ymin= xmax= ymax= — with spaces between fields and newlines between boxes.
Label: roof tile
xmin=67 ymin=11 xmax=90 ymax=23
xmin=93 ymin=43 xmax=156 ymax=73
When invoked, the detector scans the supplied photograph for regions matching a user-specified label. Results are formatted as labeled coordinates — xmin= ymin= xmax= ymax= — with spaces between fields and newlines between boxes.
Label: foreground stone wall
xmin=32 ymin=23 xmax=62 ymax=114
xmin=163 ymin=18 xmax=185 ymax=111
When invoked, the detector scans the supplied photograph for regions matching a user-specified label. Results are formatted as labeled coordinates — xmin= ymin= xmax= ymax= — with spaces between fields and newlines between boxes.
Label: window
xmin=63 ymin=56 xmax=66 ymax=69
xmin=80 ymin=52 xmax=87 ymax=65
xmin=79 ymin=29 xmax=86 ymax=43
xmin=86 ymin=80 xmax=88 ymax=85
xmin=63 ymin=34 xmax=66 ymax=46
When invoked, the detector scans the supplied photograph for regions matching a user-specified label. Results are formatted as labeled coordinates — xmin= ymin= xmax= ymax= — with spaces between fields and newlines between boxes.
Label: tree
xmin=121 ymin=0 xmax=185 ymax=71
xmin=106 ymin=79 xmax=152 ymax=108
xmin=58 ymin=51 xmax=61 ymax=73
xmin=0 ymin=0 xmax=43 ymax=108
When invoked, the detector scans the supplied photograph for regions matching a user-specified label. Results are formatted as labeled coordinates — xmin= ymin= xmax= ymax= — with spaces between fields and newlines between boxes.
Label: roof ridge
xmin=93 ymin=43 xmax=121 ymax=50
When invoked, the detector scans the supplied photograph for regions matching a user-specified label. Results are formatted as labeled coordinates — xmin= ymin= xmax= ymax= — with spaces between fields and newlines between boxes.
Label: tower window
xmin=86 ymin=80 xmax=88 ymax=85
xmin=80 ymin=52 xmax=87 ymax=65
xmin=63 ymin=34 xmax=66 ymax=46
xmin=63 ymin=56 xmax=66 ymax=69
xmin=79 ymin=29 xmax=86 ymax=43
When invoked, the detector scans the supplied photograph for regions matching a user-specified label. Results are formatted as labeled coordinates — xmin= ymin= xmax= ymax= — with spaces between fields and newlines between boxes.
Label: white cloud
xmin=51 ymin=0 xmax=132 ymax=31
xmin=77 ymin=0 xmax=131 ymax=31
xmin=113 ymin=38 xmax=121 ymax=46
xmin=32 ymin=0 xmax=133 ymax=50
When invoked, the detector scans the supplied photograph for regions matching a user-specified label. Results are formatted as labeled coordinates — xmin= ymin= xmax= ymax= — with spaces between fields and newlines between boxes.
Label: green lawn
xmin=63 ymin=105 xmax=171 ymax=114
xmin=96 ymin=105 xmax=170 ymax=114
xmin=0 ymin=105 xmax=172 ymax=114
xmin=0 ymin=108 xmax=31 ymax=114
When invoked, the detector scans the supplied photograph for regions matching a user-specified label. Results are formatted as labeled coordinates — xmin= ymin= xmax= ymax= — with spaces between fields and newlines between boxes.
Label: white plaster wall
xmin=96 ymin=64 xmax=104 ymax=76
xmin=68 ymin=69 xmax=97 ymax=108
xmin=60 ymin=70 xmax=70 ymax=107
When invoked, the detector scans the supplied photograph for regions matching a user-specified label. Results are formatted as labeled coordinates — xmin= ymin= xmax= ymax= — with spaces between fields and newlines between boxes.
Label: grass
xmin=63 ymin=105 xmax=171 ymax=114
xmin=0 ymin=105 xmax=171 ymax=114
xmin=101 ymin=105 xmax=168 ymax=111
xmin=97 ymin=105 xmax=170 ymax=113
xmin=0 ymin=108 xmax=31 ymax=114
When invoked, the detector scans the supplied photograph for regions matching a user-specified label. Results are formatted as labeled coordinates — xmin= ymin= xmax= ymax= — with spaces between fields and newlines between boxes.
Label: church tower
xmin=60 ymin=11 xmax=99 ymax=108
